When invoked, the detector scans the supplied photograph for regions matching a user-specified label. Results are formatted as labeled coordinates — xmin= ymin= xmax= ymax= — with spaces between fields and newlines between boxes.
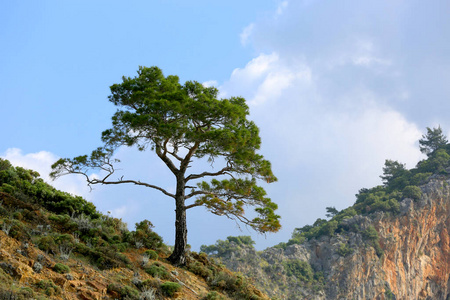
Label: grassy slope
xmin=0 ymin=158 xmax=269 ymax=300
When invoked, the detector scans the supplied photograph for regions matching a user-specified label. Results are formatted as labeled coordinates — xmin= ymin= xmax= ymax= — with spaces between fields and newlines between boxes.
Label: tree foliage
xmin=50 ymin=66 xmax=280 ymax=265
xmin=325 ymin=206 xmax=338 ymax=218
xmin=419 ymin=126 xmax=448 ymax=156
xmin=200 ymin=235 xmax=255 ymax=257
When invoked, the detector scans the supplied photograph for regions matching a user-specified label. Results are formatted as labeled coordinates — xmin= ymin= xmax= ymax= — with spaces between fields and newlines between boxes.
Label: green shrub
xmin=0 ymin=286 xmax=34 ymax=300
xmin=115 ymin=242 xmax=129 ymax=252
xmin=208 ymin=271 xmax=230 ymax=290
xmin=318 ymin=220 xmax=338 ymax=236
xmin=337 ymin=243 xmax=354 ymax=257
xmin=202 ymin=291 xmax=226 ymax=300
xmin=363 ymin=226 xmax=384 ymax=257
xmin=402 ymin=185 xmax=422 ymax=201
xmin=0 ymin=183 xmax=15 ymax=194
xmin=363 ymin=226 xmax=379 ymax=241
xmin=131 ymin=220 xmax=164 ymax=250
xmin=145 ymin=263 xmax=170 ymax=279
xmin=12 ymin=211 xmax=23 ymax=221
xmin=160 ymin=282 xmax=181 ymax=297
xmin=48 ymin=213 xmax=70 ymax=224
xmin=36 ymin=280 xmax=61 ymax=296
xmin=37 ymin=236 xmax=57 ymax=253
xmin=107 ymin=283 xmax=121 ymax=293
xmin=53 ymin=263 xmax=70 ymax=274
xmin=188 ymin=261 xmax=213 ymax=279
xmin=120 ymin=285 xmax=139 ymax=298
xmin=144 ymin=249 xmax=158 ymax=260
xmin=0 ymin=159 xmax=12 ymax=171
xmin=281 ymin=260 xmax=314 ymax=282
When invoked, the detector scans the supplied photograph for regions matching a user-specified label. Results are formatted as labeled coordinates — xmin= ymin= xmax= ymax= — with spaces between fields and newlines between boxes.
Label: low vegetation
xmin=0 ymin=157 xmax=269 ymax=299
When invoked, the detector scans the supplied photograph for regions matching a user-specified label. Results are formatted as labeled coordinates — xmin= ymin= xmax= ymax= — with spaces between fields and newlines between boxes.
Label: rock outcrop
xmin=213 ymin=178 xmax=450 ymax=299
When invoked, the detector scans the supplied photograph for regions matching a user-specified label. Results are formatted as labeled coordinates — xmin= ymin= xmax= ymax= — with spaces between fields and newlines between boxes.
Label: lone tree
xmin=419 ymin=126 xmax=448 ymax=156
xmin=50 ymin=66 xmax=280 ymax=265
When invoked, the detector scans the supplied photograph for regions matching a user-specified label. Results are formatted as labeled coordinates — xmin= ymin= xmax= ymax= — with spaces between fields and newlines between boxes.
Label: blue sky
xmin=1 ymin=0 xmax=450 ymax=250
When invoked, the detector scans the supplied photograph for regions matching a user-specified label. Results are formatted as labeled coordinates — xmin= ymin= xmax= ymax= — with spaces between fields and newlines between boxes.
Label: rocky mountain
xmin=203 ymin=150 xmax=450 ymax=299
xmin=0 ymin=158 xmax=269 ymax=300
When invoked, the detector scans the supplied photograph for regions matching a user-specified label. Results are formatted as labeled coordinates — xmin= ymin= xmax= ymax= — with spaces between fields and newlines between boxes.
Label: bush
xmin=281 ymin=260 xmax=314 ymax=282
xmin=337 ymin=243 xmax=354 ymax=257
xmin=53 ymin=263 xmax=70 ymax=274
xmin=202 ymin=291 xmax=226 ymax=300
xmin=145 ymin=263 xmax=170 ymax=279
xmin=363 ymin=226 xmax=379 ymax=241
xmin=402 ymin=185 xmax=422 ymax=201
xmin=160 ymin=282 xmax=181 ymax=297
xmin=0 ymin=287 xmax=34 ymax=300
xmin=120 ymin=285 xmax=139 ymax=299
xmin=36 ymin=280 xmax=61 ymax=296
xmin=132 ymin=220 xmax=164 ymax=250
xmin=362 ymin=226 xmax=384 ymax=257
xmin=37 ymin=236 xmax=57 ymax=253
xmin=187 ymin=261 xmax=213 ymax=279
xmin=144 ymin=249 xmax=158 ymax=260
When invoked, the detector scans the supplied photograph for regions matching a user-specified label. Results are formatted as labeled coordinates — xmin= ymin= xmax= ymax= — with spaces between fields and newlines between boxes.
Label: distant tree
xmin=402 ymin=186 xmax=422 ymax=201
xmin=50 ymin=66 xmax=280 ymax=265
xmin=325 ymin=206 xmax=338 ymax=219
xmin=380 ymin=160 xmax=407 ymax=185
xmin=419 ymin=126 xmax=448 ymax=156
xmin=416 ymin=148 xmax=450 ymax=174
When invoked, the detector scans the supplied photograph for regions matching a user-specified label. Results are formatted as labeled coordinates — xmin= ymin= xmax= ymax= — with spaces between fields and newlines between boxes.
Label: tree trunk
xmin=168 ymin=176 xmax=188 ymax=265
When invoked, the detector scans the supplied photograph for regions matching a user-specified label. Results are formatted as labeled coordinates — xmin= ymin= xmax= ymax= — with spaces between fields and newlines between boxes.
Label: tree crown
xmin=419 ymin=126 xmax=448 ymax=156
xmin=51 ymin=66 xmax=280 ymax=235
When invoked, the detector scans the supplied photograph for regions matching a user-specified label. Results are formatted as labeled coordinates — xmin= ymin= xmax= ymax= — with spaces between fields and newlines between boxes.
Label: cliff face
xmin=213 ymin=178 xmax=450 ymax=300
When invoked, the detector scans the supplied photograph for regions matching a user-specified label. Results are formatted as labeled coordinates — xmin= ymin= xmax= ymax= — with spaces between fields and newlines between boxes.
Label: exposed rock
xmin=215 ymin=178 xmax=450 ymax=299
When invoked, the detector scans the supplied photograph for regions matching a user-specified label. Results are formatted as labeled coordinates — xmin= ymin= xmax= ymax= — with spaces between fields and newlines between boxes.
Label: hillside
xmin=202 ymin=130 xmax=450 ymax=299
xmin=0 ymin=158 xmax=269 ymax=300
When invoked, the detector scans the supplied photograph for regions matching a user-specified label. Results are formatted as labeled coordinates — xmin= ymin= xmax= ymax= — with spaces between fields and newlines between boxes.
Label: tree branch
xmin=155 ymin=143 xmax=179 ymax=175
xmin=88 ymin=178 xmax=175 ymax=198
xmin=185 ymin=190 xmax=209 ymax=199
xmin=185 ymin=166 xmax=232 ymax=182
xmin=180 ymin=140 xmax=200 ymax=173
xmin=185 ymin=203 xmax=203 ymax=210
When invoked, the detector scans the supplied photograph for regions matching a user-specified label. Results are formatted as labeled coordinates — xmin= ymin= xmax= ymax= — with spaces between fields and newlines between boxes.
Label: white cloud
xmin=252 ymin=65 xmax=311 ymax=106
xmin=276 ymin=1 xmax=289 ymax=16
xmin=240 ymin=23 xmax=254 ymax=46
xmin=351 ymin=39 xmax=392 ymax=68
xmin=216 ymin=44 xmax=424 ymax=247
xmin=111 ymin=205 xmax=130 ymax=219
xmin=202 ymin=80 xmax=218 ymax=88
xmin=231 ymin=53 xmax=279 ymax=81
xmin=222 ymin=53 xmax=312 ymax=105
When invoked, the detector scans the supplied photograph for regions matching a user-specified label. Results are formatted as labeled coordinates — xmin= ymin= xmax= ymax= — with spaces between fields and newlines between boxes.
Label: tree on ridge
xmin=419 ymin=126 xmax=448 ymax=156
xmin=50 ymin=66 xmax=281 ymax=265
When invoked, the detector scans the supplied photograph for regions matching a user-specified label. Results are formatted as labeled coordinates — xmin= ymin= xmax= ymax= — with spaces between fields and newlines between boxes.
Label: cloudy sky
xmin=1 ymin=0 xmax=449 ymax=250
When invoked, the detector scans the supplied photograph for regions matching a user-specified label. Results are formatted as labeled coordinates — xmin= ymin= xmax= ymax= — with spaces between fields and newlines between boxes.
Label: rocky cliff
xmin=207 ymin=177 xmax=450 ymax=299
